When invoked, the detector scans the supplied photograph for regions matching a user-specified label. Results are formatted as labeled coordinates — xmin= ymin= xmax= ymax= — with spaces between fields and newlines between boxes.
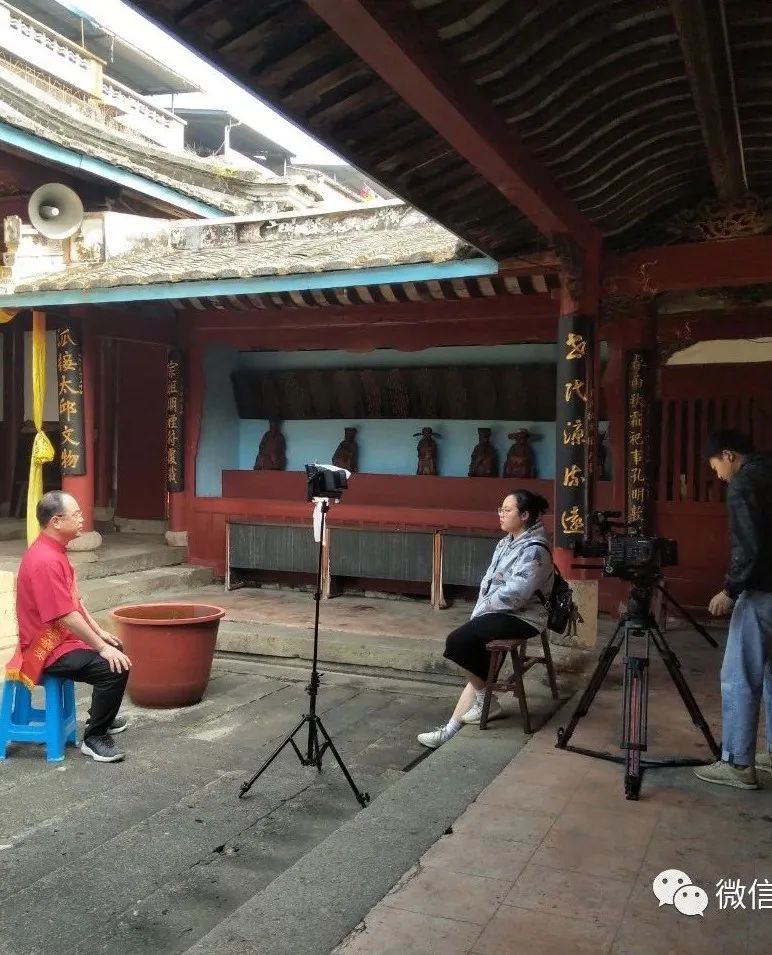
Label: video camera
xmin=573 ymin=510 xmax=678 ymax=581
xmin=305 ymin=463 xmax=348 ymax=502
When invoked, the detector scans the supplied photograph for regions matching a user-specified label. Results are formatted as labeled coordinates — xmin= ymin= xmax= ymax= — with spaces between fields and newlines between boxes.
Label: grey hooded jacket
xmin=471 ymin=521 xmax=554 ymax=632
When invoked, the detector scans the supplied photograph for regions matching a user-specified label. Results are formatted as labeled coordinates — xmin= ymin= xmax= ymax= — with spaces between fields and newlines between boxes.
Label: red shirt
xmin=16 ymin=533 xmax=91 ymax=667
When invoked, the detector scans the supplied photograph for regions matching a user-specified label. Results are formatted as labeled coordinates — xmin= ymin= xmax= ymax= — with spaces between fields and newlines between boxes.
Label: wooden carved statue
xmin=468 ymin=427 xmax=499 ymax=477
xmin=253 ymin=419 xmax=286 ymax=471
xmin=332 ymin=426 xmax=358 ymax=473
xmin=503 ymin=429 xmax=536 ymax=479
xmin=413 ymin=427 xmax=441 ymax=476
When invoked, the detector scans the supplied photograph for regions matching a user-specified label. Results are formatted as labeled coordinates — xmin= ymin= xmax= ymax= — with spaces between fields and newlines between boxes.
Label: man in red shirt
xmin=15 ymin=490 xmax=132 ymax=762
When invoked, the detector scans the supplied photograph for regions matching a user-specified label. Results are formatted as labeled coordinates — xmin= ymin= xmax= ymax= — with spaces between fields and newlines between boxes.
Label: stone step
xmin=113 ymin=517 xmax=169 ymax=535
xmin=215 ymin=618 xmax=587 ymax=683
xmin=83 ymin=564 xmax=214 ymax=613
xmin=73 ymin=544 xmax=187 ymax=580
xmin=0 ymin=519 xmax=25 ymax=542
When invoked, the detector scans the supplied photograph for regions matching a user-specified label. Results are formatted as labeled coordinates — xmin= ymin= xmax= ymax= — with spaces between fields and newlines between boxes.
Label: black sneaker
xmin=81 ymin=734 xmax=125 ymax=763
xmin=84 ymin=715 xmax=129 ymax=735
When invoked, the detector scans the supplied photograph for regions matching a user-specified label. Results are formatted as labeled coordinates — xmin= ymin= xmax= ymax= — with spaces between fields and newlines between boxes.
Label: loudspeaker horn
xmin=28 ymin=183 xmax=84 ymax=239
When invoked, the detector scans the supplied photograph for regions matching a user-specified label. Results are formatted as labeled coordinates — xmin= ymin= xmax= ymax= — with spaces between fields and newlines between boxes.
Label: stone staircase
xmin=82 ymin=564 xmax=214 ymax=613
xmin=0 ymin=533 xmax=217 ymax=661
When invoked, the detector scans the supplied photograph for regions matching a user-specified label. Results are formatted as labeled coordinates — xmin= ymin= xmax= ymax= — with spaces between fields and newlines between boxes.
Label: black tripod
xmin=239 ymin=500 xmax=370 ymax=807
xmin=556 ymin=578 xmax=721 ymax=799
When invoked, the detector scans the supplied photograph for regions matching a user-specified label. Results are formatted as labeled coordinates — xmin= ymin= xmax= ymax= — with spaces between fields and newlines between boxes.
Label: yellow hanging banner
xmin=26 ymin=311 xmax=55 ymax=544
xmin=0 ymin=309 xmax=17 ymax=324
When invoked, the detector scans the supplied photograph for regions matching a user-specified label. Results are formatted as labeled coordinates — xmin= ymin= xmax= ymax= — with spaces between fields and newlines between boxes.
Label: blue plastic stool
xmin=0 ymin=676 xmax=77 ymax=762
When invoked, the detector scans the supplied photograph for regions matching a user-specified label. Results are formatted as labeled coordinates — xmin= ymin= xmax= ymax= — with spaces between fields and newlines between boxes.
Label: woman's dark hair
xmin=512 ymin=489 xmax=549 ymax=527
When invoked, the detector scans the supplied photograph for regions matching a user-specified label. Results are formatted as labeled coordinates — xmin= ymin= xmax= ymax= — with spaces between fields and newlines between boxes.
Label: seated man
xmin=13 ymin=491 xmax=132 ymax=763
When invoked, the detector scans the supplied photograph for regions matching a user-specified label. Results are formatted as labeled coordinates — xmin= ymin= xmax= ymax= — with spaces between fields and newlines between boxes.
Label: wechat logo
xmin=652 ymin=869 xmax=709 ymax=917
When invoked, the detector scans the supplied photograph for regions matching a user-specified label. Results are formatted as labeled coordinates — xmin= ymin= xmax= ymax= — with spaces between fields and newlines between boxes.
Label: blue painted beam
xmin=0 ymin=121 xmax=225 ymax=219
xmin=0 ymin=257 xmax=499 ymax=309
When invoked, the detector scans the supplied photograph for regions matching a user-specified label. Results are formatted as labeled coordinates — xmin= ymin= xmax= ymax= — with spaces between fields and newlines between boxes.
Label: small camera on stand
xmin=305 ymin=463 xmax=348 ymax=502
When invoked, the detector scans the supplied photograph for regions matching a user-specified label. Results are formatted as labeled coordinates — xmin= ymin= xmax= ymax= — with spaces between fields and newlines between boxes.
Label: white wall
xmin=667 ymin=339 xmax=772 ymax=365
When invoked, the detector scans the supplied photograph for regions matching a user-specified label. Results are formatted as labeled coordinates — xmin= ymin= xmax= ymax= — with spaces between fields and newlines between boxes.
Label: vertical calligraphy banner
xmin=56 ymin=324 xmax=86 ymax=476
xmin=166 ymin=349 xmax=185 ymax=493
xmin=554 ymin=314 xmax=593 ymax=549
xmin=625 ymin=349 xmax=654 ymax=531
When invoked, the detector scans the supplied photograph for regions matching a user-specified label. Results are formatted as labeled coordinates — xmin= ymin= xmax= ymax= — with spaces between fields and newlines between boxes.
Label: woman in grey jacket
xmin=418 ymin=489 xmax=554 ymax=748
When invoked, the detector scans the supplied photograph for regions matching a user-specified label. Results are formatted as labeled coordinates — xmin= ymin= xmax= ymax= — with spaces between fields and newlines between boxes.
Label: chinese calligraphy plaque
xmin=625 ymin=349 xmax=654 ymax=530
xmin=555 ymin=314 xmax=593 ymax=548
xmin=166 ymin=349 xmax=185 ymax=492
xmin=56 ymin=325 xmax=85 ymax=476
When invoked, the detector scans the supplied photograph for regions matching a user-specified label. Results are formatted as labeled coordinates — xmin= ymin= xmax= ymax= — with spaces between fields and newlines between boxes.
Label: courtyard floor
xmin=1 ymin=590 xmax=769 ymax=955
xmin=333 ymin=619 xmax=772 ymax=955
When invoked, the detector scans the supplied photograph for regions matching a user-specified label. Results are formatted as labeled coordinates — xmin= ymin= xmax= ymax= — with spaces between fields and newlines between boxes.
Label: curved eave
xmin=0 ymin=121 xmax=226 ymax=219
xmin=0 ymin=256 xmax=498 ymax=309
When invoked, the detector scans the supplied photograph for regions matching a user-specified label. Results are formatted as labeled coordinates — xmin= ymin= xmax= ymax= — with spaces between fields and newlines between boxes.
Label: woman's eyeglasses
xmin=497 ymin=507 xmax=517 ymax=516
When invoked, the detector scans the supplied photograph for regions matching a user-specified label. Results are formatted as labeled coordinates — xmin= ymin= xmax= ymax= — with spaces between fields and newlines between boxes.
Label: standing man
xmin=13 ymin=491 xmax=131 ymax=763
xmin=695 ymin=430 xmax=772 ymax=790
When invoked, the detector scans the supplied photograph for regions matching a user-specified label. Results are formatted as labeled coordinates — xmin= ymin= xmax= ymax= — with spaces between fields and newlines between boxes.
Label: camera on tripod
xmin=573 ymin=510 xmax=678 ymax=581
xmin=305 ymin=463 xmax=348 ymax=501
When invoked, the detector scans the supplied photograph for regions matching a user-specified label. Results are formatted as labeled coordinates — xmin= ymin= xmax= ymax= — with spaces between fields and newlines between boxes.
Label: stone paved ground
xmin=333 ymin=621 xmax=772 ymax=955
xmin=0 ymin=659 xmax=467 ymax=955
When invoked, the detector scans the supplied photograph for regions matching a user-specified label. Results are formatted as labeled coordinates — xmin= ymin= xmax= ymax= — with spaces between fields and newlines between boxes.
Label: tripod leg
xmin=622 ymin=651 xmax=648 ymax=800
xmin=556 ymin=624 xmax=625 ymax=749
xmin=315 ymin=716 xmax=370 ymax=807
xmin=655 ymin=583 xmax=718 ymax=647
xmin=239 ymin=716 xmax=308 ymax=799
xmin=651 ymin=626 xmax=721 ymax=758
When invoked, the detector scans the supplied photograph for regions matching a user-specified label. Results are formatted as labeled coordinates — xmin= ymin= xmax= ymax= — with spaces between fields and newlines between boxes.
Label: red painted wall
xmin=187 ymin=471 xmax=615 ymax=578
xmin=116 ymin=342 xmax=168 ymax=520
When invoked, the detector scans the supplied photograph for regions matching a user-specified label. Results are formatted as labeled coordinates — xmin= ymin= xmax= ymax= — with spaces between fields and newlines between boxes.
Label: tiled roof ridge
xmin=0 ymin=68 xmax=325 ymax=214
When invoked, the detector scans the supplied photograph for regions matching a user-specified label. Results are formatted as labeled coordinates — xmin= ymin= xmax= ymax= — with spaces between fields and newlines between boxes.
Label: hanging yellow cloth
xmin=26 ymin=311 xmax=55 ymax=544
xmin=0 ymin=308 xmax=17 ymax=324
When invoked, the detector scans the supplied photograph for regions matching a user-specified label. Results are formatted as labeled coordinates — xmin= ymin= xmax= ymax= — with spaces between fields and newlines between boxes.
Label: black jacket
xmin=724 ymin=453 xmax=772 ymax=598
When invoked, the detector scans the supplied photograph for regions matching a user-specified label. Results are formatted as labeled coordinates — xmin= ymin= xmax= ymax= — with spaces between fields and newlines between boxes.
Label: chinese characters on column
xmin=56 ymin=325 xmax=85 ymax=475
xmin=166 ymin=350 xmax=185 ymax=493
xmin=625 ymin=350 xmax=653 ymax=529
xmin=555 ymin=316 xmax=592 ymax=547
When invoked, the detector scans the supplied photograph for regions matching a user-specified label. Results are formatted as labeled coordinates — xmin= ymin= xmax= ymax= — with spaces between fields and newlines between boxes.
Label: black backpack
xmin=529 ymin=542 xmax=577 ymax=635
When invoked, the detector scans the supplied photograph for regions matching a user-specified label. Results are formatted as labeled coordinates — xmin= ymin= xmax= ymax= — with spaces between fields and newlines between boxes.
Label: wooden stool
xmin=480 ymin=632 xmax=559 ymax=733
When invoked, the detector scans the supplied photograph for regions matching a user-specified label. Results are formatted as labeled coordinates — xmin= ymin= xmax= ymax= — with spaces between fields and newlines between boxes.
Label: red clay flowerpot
xmin=110 ymin=603 xmax=225 ymax=708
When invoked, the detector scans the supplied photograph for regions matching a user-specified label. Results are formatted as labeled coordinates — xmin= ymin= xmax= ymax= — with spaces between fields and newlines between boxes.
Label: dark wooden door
xmin=657 ymin=362 xmax=772 ymax=606
xmin=116 ymin=342 xmax=168 ymax=520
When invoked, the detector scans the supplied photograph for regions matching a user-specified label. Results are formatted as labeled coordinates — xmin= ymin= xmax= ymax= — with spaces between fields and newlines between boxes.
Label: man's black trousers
xmin=43 ymin=650 xmax=128 ymax=739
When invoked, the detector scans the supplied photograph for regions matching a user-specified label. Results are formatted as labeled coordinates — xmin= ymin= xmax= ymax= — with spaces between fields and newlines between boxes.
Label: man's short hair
xmin=36 ymin=490 xmax=68 ymax=527
xmin=705 ymin=429 xmax=755 ymax=459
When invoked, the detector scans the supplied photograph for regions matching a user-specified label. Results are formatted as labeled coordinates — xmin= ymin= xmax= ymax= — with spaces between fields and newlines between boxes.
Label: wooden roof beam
xmin=305 ymin=0 xmax=600 ymax=251
xmin=603 ymin=235 xmax=772 ymax=296
xmin=670 ymin=0 xmax=747 ymax=199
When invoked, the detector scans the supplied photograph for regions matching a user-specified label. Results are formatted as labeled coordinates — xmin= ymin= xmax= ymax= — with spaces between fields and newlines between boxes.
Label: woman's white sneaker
xmin=461 ymin=698 xmax=503 ymax=724
xmin=417 ymin=726 xmax=454 ymax=749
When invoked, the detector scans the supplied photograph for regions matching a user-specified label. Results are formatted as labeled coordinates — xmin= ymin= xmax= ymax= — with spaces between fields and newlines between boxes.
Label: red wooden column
xmin=94 ymin=337 xmax=116 ymax=515
xmin=62 ymin=321 xmax=101 ymax=551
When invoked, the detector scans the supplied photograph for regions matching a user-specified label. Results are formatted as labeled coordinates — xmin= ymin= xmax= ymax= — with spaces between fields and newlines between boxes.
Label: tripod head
xmin=616 ymin=574 xmax=718 ymax=648
xmin=622 ymin=578 xmax=658 ymax=627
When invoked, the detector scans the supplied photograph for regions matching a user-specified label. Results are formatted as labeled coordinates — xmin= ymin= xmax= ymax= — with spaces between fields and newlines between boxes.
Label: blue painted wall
xmin=198 ymin=343 xmax=566 ymax=496
xmin=197 ymin=344 xmax=240 ymax=496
